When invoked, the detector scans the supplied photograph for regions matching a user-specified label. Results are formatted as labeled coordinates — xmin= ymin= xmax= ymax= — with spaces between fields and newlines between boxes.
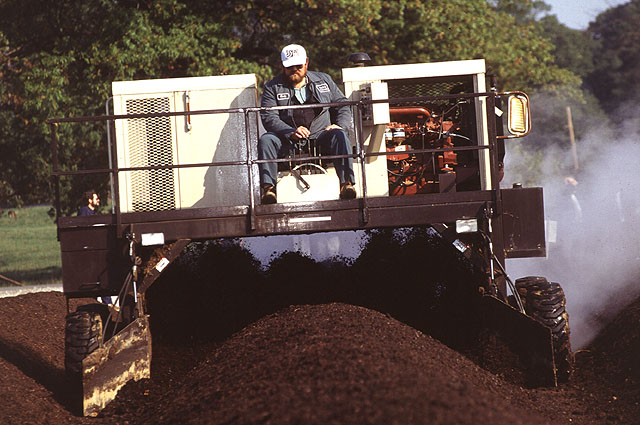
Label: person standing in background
xmin=78 ymin=189 xmax=100 ymax=216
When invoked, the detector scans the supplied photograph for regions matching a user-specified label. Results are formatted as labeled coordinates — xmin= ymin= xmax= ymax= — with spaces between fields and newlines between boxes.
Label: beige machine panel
xmin=341 ymin=79 xmax=390 ymax=198
xmin=341 ymin=59 xmax=492 ymax=197
xmin=112 ymin=75 xmax=258 ymax=212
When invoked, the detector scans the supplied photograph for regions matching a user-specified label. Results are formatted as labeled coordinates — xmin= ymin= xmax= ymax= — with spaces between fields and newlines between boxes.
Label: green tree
xmin=228 ymin=0 xmax=577 ymax=91
xmin=0 ymin=0 xmax=268 ymax=212
xmin=366 ymin=0 xmax=575 ymax=91
xmin=538 ymin=15 xmax=597 ymax=79
xmin=0 ymin=0 xmax=584 ymax=211
xmin=585 ymin=0 xmax=640 ymax=116
xmin=488 ymin=0 xmax=551 ymax=23
xmin=487 ymin=0 xmax=614 ymax=186
xmin=0 ymin=31 xmax=26 ymax=206
xmin=514 ymin=12 xmax=608 ymax=176
xmin=220 ymin=0 xmax=384 ymax=79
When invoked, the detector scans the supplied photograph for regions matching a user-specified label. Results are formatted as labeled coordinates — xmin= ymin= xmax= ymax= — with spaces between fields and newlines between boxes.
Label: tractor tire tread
xmin=64 ymin=309 xmax=103 ymax=378
xmin=515 ymin=276 xmax=574 ymax=383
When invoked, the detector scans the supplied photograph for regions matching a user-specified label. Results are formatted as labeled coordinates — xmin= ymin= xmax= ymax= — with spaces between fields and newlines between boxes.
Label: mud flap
xmin=480 ymin=295 xmax=557 ymax=386
xmin=81 ymin=315 xmax=152 ymax=416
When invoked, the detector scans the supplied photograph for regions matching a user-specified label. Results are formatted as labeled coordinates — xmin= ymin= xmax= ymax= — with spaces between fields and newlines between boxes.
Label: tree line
xmin=1 ymin=0 xmax=638 ymax=211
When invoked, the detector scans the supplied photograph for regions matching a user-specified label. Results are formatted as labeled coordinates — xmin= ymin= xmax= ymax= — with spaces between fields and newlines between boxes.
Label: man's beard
xmin=286 ymin=68 xmax=307 ymax=86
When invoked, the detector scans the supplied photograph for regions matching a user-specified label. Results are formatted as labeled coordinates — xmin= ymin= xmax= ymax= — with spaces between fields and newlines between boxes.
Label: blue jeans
xmin=258 ymin=128 xmax=354 ymax=187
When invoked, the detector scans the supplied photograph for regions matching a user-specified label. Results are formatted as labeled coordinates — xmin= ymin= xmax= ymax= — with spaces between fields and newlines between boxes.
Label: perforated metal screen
xmin=125 ymin=97 xmax=176 ymax=212
xmin=387 ymin=77 xmax=473 ymax=107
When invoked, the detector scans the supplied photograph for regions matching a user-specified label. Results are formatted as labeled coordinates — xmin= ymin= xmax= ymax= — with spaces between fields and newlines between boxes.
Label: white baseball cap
xmin=281 ymin=44 xmax=307 ymax=67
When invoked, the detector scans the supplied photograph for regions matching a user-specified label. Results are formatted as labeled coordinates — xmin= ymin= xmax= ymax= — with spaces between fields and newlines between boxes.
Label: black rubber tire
xmin=515 ymin=276 xmax=573 ymax=383
xmin=64 ymin=309 xmax=103 ymax=376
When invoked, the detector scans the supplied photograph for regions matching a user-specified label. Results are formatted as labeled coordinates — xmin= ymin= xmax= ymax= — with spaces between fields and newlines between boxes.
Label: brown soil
xmin=0 ymin=290 xmax=639 ymax=425
xmin=0 ymin=239 xmax=638 ymax=424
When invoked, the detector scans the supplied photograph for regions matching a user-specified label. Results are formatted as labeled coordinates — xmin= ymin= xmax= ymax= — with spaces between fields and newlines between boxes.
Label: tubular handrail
xmin=48 ymin=91 xmax=502 ymax=226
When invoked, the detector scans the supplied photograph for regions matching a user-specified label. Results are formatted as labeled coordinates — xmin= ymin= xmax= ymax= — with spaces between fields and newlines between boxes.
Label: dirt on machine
xmin=48 ymin=54 xmax=573 ymax=416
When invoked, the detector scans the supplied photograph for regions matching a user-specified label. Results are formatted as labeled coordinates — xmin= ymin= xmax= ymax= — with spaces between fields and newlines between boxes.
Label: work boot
xmin=339 ymin=182 xmax=356 ymax=200
xmin=261 ymin=185 xmax=277 ymax=204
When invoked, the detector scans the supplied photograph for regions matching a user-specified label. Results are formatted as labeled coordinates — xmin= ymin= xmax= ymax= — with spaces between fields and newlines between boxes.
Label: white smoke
xmin=504 ymin=104 xmax=640 ymax=349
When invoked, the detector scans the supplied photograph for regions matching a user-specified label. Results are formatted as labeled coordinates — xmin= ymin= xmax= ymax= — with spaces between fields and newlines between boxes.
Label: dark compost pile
xmin=1 ymin=235 xmax=638 ymax=424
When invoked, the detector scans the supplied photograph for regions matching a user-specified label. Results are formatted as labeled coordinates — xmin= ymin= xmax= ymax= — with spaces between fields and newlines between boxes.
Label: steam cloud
xmin=504 ymin=106 xmax=640 ymax=349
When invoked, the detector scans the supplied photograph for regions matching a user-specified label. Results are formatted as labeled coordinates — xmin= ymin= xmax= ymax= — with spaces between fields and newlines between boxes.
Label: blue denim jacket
xmin=260 ymin=70 xmax=352 ymax=140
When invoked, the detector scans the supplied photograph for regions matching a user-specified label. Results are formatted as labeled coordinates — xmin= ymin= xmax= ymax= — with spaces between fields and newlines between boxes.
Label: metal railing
xmin=47 ymin=91 xmax=504 ymax=231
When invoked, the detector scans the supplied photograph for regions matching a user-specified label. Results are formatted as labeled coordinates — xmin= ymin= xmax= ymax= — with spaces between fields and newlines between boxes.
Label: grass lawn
xmin=0 ymin=205 xmax=62 ymax=286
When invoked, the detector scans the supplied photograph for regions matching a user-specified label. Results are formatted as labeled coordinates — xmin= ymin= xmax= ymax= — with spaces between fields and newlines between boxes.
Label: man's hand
xmin=325 ymin=124 xmax=342 ymax=131
xmin=290 ymin=126 xmax=311 ymax=141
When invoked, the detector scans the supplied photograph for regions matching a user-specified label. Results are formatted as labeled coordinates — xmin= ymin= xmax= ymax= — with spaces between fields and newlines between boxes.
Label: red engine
xmin=386 ymin=105 xmax=472 ymax=196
